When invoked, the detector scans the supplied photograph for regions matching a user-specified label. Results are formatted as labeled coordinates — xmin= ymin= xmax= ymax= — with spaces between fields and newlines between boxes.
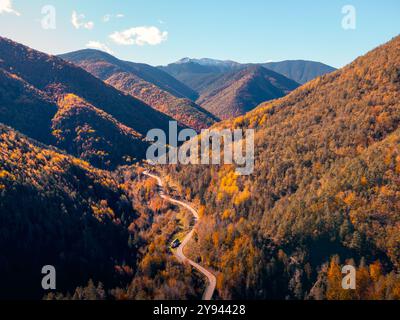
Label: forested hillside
xmin=262 ymin=60 xmax=336 ymax=84
xmin=52 ymin=94 xmax=147 ymax=169
xmin=163 ymin=35 xmax=400 ymax=299
xmin=0 ymin=37 xmax=175 ymax=136
xmin=60 ymin=49 xmax=198 ymax=100
xmin=0 ymin=124 xmax=136 ymax=299
xmin=196 ymin=65 xmax=299 ymax=119
xmin=60 ymin=50 xmax=217 ymax=131
xmin=0 ymin=68 xmax=57 ymax=144
xmin=0 ymin=37 xmax=182 ymax=169
xmin=0 ymin=124 xmax=202 ymax=299
xmin=159 ymin=61 xmax=238 ymax=93
xmin=0 ymin=36 xmax=207 ymax=300
xmin=160 ymin=61 xmax=300 ymax=120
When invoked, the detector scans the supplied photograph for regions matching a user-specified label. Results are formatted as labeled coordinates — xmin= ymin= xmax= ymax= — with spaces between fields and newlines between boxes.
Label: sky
xmin=0 ymin=0 xmax=399 ymax=68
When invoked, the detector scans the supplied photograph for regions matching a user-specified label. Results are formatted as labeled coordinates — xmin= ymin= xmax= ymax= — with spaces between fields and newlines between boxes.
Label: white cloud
xmin=84 ymin=21 xmax=94 ymax=30
xmin=71 ymin=11 xmax=94 ymax=30
xmin=86 ymin=41 xmax=114 ymax=55
xmin=0 ymin=0 xmax=20 ymax=16
xmin=109 ymin=26 xmax=168 ymax=46
xmin=103 ymin=13 xmax=124 ymax=23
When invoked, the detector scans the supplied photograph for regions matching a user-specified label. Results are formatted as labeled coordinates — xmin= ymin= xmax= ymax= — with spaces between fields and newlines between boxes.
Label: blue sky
xmin=0 ymin=0 xmax=399 ymax=67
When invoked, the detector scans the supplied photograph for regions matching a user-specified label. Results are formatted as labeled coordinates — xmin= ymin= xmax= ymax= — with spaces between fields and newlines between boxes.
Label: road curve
xmin=143 ymin=171 xmax=216 ymax=300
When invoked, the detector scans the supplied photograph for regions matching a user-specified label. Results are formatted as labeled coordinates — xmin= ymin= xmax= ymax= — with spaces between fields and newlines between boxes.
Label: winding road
xmin=143 ymin=171 xmax=216 ymax=300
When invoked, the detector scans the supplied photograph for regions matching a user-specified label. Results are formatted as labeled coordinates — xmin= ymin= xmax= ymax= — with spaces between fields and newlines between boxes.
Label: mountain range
xmin=195 ymin=65 xmax=300 ymax=119
xmin=159 ymin=57 xmax=335 ymax=119
xmin=0 ymin=36 xmax=185 ymax=169
xmin=160 ymin=57 xmax=336 ymax=86
xmin=59 ymin=51 xmax=331 ymax=123
xmin=59 ymin=49 xmax=218 ymax=131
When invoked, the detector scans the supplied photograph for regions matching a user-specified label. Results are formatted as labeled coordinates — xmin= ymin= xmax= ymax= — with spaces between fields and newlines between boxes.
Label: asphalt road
xmin=143 ymin=171 xmax=216 ymax=300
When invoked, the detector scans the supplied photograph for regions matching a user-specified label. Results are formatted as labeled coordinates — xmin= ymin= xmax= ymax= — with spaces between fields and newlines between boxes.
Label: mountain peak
xmin=175 ymin=57 xmax=241 ymax=68
xmin=196 ymin=64 xmax=300 ymax=119
xmin=59 ymin=48 xmax=118 ymax=64
xmin=263 ymin=60 xmax=336 ymax=84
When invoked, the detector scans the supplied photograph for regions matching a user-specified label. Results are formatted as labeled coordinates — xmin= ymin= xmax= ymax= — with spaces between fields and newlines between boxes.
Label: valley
xmin=0 ymin=29 xmax=399 ymax=301
xmin=143 ymin=171 xmax=217 ymax=300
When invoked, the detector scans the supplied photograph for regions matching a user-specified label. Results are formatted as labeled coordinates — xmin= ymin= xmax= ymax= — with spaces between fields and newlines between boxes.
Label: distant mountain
xmin=160 ymin=58 xmax=334 ymax=119
xmin=196 ymin=65 xmax=300 ymax=119
xmin=175 ymin=57 xmax=241 ymax=70
xmin=160 ymin=58 xmax=336 ymax=90
xmin=60 ymin=49 xmax=197 ymax=100
xmin=60 ymin=49 xmax=218 ymax=131
xmin=159 ymin=62 xmax=229 ymax=94
xmin=0 ymin=37 xmax=181 ymax=169
xmin=262 ymin=60 xmax=336 ymax=84
xmin=0 ymin=37 xmax=174 ymax=135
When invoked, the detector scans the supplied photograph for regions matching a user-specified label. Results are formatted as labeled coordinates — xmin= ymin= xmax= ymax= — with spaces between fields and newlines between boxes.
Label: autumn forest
xmin=0 ymin=10 xmax=400 ymax=302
